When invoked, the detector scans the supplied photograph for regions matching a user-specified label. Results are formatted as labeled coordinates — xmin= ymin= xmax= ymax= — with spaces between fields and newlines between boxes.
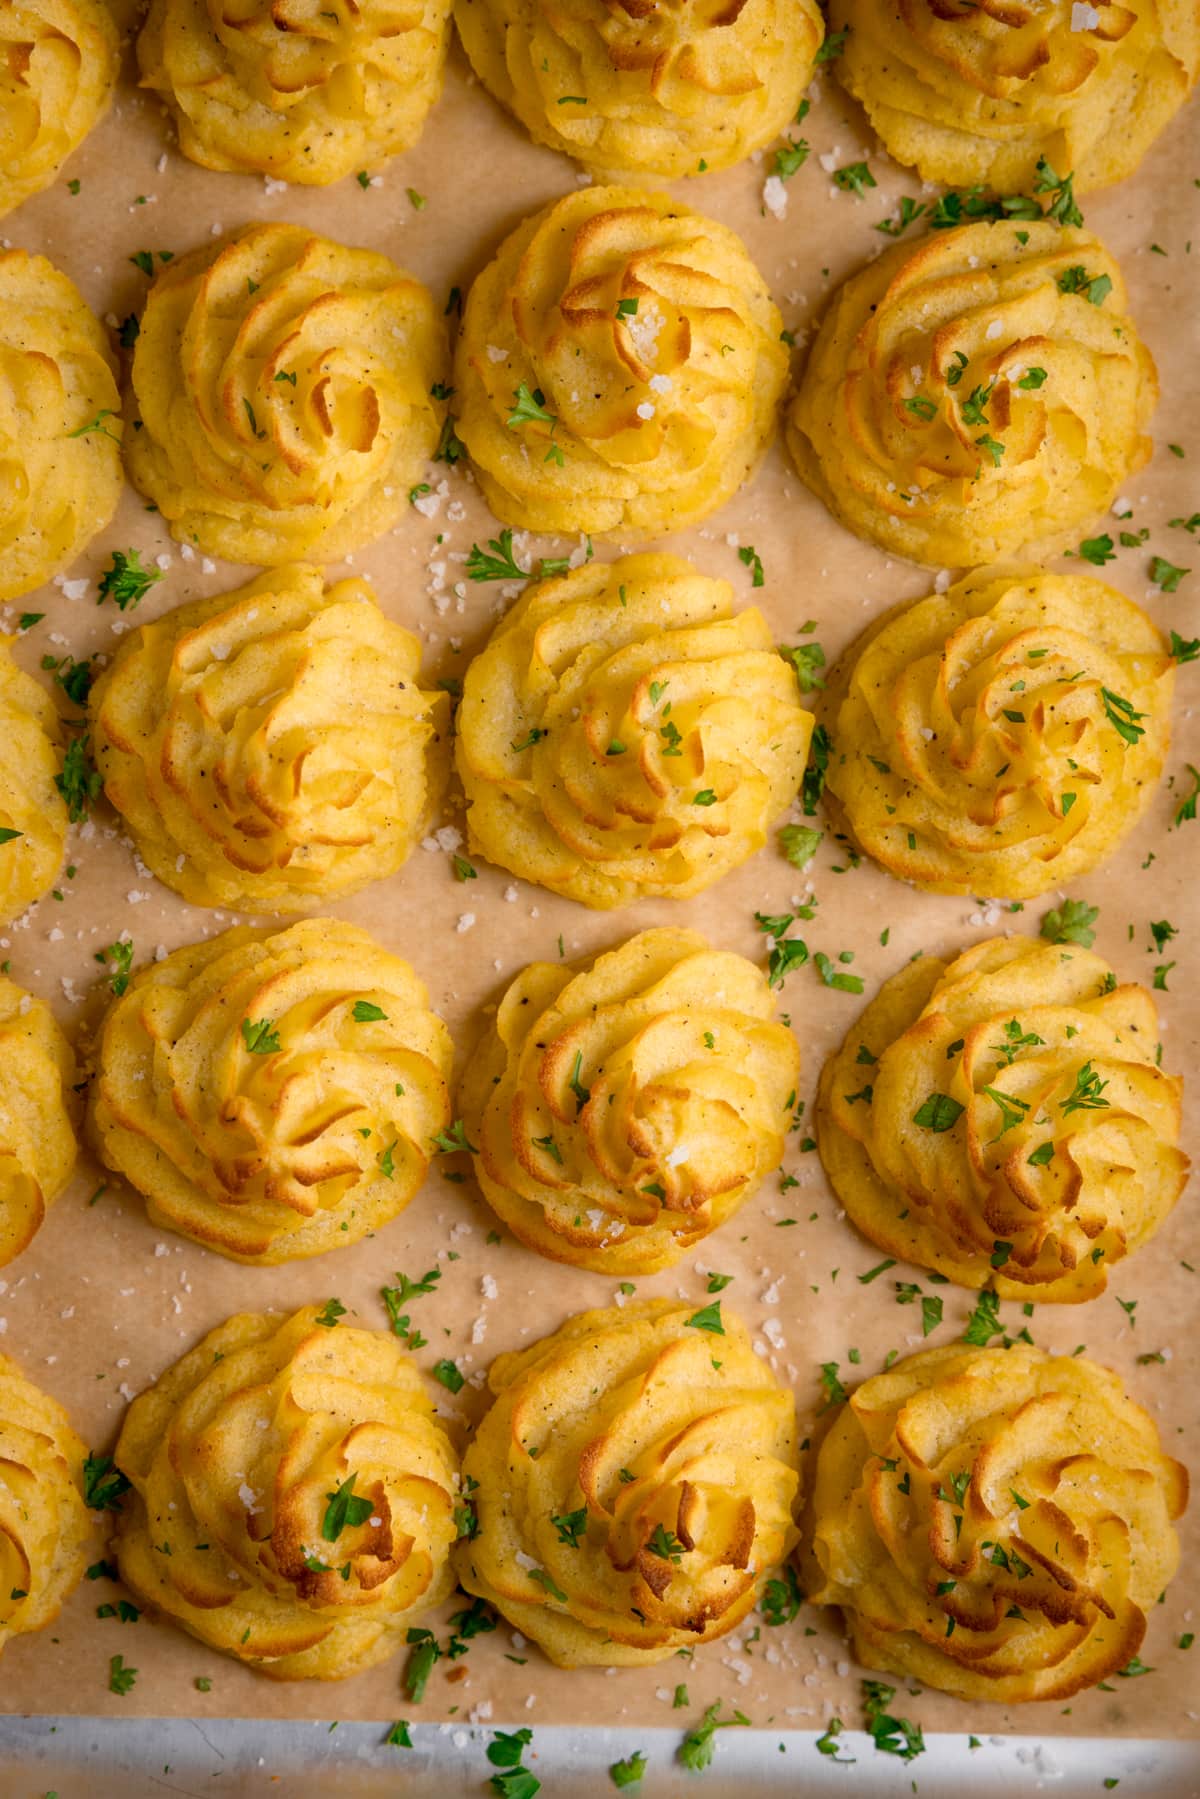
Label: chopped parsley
xmin=68 ymin=409 xmax=121 ymax=444
xmin=507 ymin=384 xmax=557 ymax=431
xmin=1075 ymin=533 xmax=1115 ymax=566
xmin=738 ymin=543 xmax=765 ymax=587
xmin=762 ymin=1563 xmax=803 ymax=1626
xmin=781 ymin=641 xmax=826 ymax=692
xmin=1040 ymin=897 xmax=1098 ymax=947
xmin=962 ymin=1288 xmax=1004 ymax=1346
xmin=432 ymin=1120 xmax=478 ymax=1154
xmin=379 ymin=1266 xmax=440 ymax=1338
xmin=814 ymin=951 xmax=864 ymax=994
xmin=862 ymin=1679 xmax=925 ymax=1762
xmin=1101 ymin=687 xmax=1146 ymax=745
xmin=95 ymin=939 xmax=135 ymax=996
xmin=551 ymin=1507 xmax=588 ymax=1548
xmin=833 ymin=161 xmax=876 ymax=198
xmin=1061 ymin=1061 xmax=1110 ymax=1115
xmin=467 ymin=529 xmax=529 ymax=582
xmin=609 ymin=1749 xmax=647 ymax=1788
xmin=567 ymin=1051 xmax=590 ymax=1112
xmin=685 ymin=1300 xmax=725 ymax=1335
xmin=322 ymin=1473 xmax=374 ymax=1541
xmin=982 ymin=1085 xmax=1030 ymax=1140
xmin=774 ymin=137 xmax=810 ymax=181
xmin=912 ymin=1093 xmax=964 ymax=1132
xmin=379 ymin=1273 xmax=440 ymax=1345
xmin=1175 ymin=763 xmax=1200 ymax=825
xmin=1151 ymin=555 xmax=1189 ymax=592
xmin=109 ymin=1654 xmax=137 ymax=1696
xmin=801 ymin=725 xmax=831 ymax=815
xmin=818 ymin=1362 xmax=848 ymax=1407
xmin=55 ymin=736 xmax=102 ymax=822
xmin=647 ymin=1523 xmax=685 ymax=1563
xmin=1057 ymin=266 xmax=1112 ymax=306
xmin=877 ymin=197 xmax=927 ymax=238
xmin=1032 ymin=155 xmax=1083 ymax=227
xmin=511 ymin=727 xmax=547 ymax=753
xmin=678 ymin=1702 xmax=749 ymax=1773
xmin=83 ymin=1454 xmax=131 ymax=1512
xmin=97 ymin=548 xmax=162 ymax=610
xmin=352 ymin=1000 xmax=388 ymax=1023
xmin=241 ymin=1017 xmax=281 ymax=1055
xmin=779 ymin=823 xmax=822 ymax=867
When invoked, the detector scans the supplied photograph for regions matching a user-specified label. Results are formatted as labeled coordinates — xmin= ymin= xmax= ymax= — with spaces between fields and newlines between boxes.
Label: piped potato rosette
xmin=818 ymin=938 xmax=1186 ymax=1301
xmin=138 ymin=0 xmax=452 ymax=184
xmin=90 ymin=566 xmax=449 ymax=913
xmin=0 ymin=638 xmax=67 ymax=923
xmin=0 ymin=976 xmax=77 ymax=1270
xmin=0 ymin=0 xmax=119 ymax=217
xmin=458 ymin=1299 xmax=800 ymax=1665
xmin=455 ymin=555 xmax=812 ymax=907
xmin=460 ymin=928 xmax=800 ymax=1275
xmin=454 ymin=0 xmax=823 ymax=179
xmin=90 ymin=920 xmax=452 ymax=1263
xmin=125 ymin=223 xmax=446 ymax=565
xmin=787 ymin=221 xmax=1156 ymax=568
xmin=819 ymin=568 xmax=1172 ymax=898
xmin=830 ymin=0 xmax=1199 ymax=195
xmin=453 ymin=187 xmax=787 ymax=537
xmin=0 ymin=1353 xmax=92 ymax=1661
xmin=113 ymin=1307 xmax=460 ymax=1678
xmin=0 ymin=248 xmax=122 ymax=602
xmin=804 ymin=1343 xmax=1188 ymax=1702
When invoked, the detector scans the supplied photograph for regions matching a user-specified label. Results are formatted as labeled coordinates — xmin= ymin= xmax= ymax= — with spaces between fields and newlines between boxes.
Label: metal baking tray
xmin=2 ymin=1717 xmax=1198 ymax=1795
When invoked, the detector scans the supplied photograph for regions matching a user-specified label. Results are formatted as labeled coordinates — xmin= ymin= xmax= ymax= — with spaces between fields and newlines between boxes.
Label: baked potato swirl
xmin=453 ymin=186 xmax=787 ymax=536
xmin=0 ymin=0 xmax=119 ymax=217
xmin=787 ymin=221 xmax=1157 ymax=569
xmin=819 ymin=568 xmax=1172 ymax=898
xmin=455 ymin=554 xmax=812 ymax=907
xmin=0 ymin=637 xmax=68 ymax=923
xmin=0 ymin=1352 xmax=92 ymax=1661
xmin=458 ymin=1298 xmax=800 ymax=1665
xmin=817 ymin=938 xmax=1187 ymax=1301
xmin=113 ymin=1307 xmax=460 ymax=1678
xmin=805 ymin=1343 xmax=1188 ymax=1702
xmin=90 ymin=920 xmax=453 ymax=1264
xmin=90 ymin=566 xmax=450 ymax=913
xmin=125 ymin=223 xmax=446 ymax=565
xmin=0 ymin=975 xmax=77 ymax=1271
xmin=454 ymin=0 xmax=823 ymax=179
xmin=138 ymin=0 xmax=452 ymax=184
xmin=0 ymin=248 xmax=123 ymax=602
xmin=460 ymin=927 xmax=800 ymax=1274
xmin=830 ymin=0 xmax=1200 ymax=195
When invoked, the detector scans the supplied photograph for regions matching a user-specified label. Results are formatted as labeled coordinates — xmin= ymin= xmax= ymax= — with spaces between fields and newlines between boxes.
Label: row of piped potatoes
xmin=8 ymin=900 xmax=1185 ymax=1287
xmin=3 ymin=0 xmax=1194 ymax=596
xmin=3 ymin=0 xmax=1195 ymax=206
xmin=3 ymin=547 xmax=1175 ymax=918
xmin=1 ymin=187 xmax=1172 ymax=591
xmin=0 ymin=1295 xmax=1187 ymax=1705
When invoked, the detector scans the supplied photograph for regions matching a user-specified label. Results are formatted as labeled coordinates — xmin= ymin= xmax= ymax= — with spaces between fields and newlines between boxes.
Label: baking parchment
xmin=0 ymin=26 xmax=1198 ymax=1753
